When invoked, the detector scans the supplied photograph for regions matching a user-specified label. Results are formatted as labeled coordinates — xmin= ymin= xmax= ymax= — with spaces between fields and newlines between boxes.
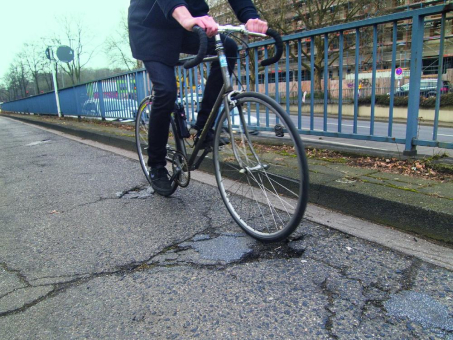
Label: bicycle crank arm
xmin=169 ymin=170 xmax=181 ymax=183
xmin=239 ymin=164 xmax=270 ymax=174
xmin=191 ymin=148 xmax=212 ymax=171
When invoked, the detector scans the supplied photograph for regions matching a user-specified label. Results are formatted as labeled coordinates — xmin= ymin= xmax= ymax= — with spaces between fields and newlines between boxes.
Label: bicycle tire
xmin=135 ymin=97 xmax=182 ymax=195
xmin=213 ymin=92 xmax=309 ymax=242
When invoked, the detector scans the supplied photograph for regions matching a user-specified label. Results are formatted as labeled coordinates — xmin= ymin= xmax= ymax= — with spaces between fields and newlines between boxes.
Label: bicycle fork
xmin=223 ymin=95 xmax=270 ymax=175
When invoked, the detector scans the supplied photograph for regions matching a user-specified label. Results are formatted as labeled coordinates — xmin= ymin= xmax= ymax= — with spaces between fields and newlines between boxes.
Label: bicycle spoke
xmin=245 ymin=175 xmax=279 ymax=233
xmin=214 ymin=92 xmax=308 ymax=242
xmin=246 ymin=172 xmax=289 ymax=232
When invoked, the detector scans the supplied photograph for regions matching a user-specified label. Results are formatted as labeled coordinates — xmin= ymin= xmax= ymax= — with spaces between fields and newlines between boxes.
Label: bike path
xmin=3 ymin=112 xmax=452 ymax=245
xmin=1 ymin=115 xmax=453 ymax=339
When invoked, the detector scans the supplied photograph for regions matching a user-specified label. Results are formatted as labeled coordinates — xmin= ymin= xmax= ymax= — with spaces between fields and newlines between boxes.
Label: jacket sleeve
xmin=228 ymin=0 xmax=260 ymax=23
xmin=156 ymin=0 xmax=188 ymax=20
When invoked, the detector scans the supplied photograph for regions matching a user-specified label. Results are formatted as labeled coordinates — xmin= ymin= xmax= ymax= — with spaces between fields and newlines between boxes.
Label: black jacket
xmin=128 ymin=0 xmax=259 ymax=65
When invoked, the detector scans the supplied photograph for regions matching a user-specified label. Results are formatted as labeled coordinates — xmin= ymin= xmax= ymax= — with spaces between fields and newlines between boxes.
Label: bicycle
xmin=135 ymin=25 xmax=309 ymax=242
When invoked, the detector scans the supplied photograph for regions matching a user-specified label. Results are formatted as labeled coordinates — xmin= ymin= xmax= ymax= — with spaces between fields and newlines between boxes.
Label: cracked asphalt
xmin=1 ymin=117 xmax=453 ymax=339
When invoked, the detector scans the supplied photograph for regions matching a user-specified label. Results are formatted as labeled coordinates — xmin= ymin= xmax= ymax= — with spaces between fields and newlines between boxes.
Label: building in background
xmin=208 ymin=0 xmax=453 ymax=86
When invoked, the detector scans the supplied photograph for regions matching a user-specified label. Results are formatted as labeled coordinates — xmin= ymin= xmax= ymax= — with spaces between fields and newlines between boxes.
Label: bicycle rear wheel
xmin=213 ymin=92 xmax=309 ymax=242
xmin=135 ymin=97 xmax=182 ymax=195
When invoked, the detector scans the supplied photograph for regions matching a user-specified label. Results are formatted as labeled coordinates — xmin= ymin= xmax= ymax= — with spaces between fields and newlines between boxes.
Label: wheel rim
xmin=213 ymin=94 xmax=308 ymax=241
xmin=136 ymin=100 xmax=152 ymax=185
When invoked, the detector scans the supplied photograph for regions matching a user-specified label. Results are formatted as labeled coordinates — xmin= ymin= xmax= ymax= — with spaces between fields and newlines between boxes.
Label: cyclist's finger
xmin=246 ymin=18 xmax=268 ymax=34
xmin=198 ymin=16 xmax=217 ymax=37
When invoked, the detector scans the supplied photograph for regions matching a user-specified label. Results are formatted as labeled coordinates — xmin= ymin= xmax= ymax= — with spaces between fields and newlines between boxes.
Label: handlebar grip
xmin=260 ymin=28 xmax=283 ymax=67
xmin=183 ymin=25 xmax=208 ymax=69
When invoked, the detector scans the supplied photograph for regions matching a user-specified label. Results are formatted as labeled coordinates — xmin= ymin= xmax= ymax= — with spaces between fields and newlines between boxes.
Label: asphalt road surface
xmin=1 ymin=117 xmax=452 ymax=339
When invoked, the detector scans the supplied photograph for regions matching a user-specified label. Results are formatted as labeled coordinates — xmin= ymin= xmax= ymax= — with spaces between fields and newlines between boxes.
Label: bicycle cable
xmin=221 ymin=32 xmax=252 ymax=91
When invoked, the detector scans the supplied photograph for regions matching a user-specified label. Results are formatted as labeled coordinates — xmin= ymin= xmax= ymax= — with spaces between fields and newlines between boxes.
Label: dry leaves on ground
xmin=306 ymin=148 xmax=452 ymax=181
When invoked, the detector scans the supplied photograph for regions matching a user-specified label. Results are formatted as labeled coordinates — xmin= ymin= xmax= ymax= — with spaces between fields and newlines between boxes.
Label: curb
xmin=309 ymin=183 xmax=453 ymax=243
xmin=6 ymin=114 xmax=453 ymax=244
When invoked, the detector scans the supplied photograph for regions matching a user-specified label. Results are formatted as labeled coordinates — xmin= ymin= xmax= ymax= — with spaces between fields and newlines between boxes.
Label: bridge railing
xmin=3 ymin=3 xmax=453 ymax=154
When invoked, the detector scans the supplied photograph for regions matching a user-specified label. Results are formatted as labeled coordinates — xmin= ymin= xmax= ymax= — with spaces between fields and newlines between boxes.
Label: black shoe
xmin=194 ymin=128 xmax=229 ymax=148
xmin=194 ymin=128 xmax=215 ymax=149
xmin=149 ymin=166 xmax=173 ymax=196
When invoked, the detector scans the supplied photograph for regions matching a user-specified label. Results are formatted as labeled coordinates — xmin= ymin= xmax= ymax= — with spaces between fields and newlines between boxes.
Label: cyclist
xmin=128 ymin=0 xmax=267 ymax=196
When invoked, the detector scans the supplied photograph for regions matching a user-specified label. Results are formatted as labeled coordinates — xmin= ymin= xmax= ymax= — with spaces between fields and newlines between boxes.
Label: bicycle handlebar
xmin=261 ymin=28 xmax=283 ymax=67
xmin=183 ymin=25 xmax=283 ymax=69
xmin=183 ymin=25 xmax=208 ymax=69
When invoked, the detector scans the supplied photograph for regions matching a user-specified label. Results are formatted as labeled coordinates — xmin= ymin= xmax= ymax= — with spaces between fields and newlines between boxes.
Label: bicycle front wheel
xmin=213 ymin=92 xmax=309 ymax=242
xmin=135 ymin=97 xmax=181 ymax=195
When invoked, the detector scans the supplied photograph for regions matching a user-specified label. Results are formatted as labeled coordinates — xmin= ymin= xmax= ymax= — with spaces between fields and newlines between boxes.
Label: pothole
xmin=151 ymin=233 xmax=256 ymax=266
xmin=186 ymin=234 xmax=255 ymax=263
xmin=116 ymin=186 xmax=153 ymax=199
xmin=149 ymin=232 xmax=306 ymax=268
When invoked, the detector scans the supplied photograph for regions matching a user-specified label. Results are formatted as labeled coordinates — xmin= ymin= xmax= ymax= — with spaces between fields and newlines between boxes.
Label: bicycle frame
xmin=183 ymin=27 xmax=269 ymax=172
xmin=184 ymin=35 xmax=236 ymax=171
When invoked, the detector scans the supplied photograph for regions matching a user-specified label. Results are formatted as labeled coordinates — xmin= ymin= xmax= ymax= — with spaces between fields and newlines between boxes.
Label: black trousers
xmin=143 ymin=33 xmax=238 ymax=168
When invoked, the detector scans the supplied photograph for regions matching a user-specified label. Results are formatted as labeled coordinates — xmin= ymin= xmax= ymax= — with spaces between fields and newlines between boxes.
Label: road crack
xmin=0 ymin=262 xmax=32 ymax=292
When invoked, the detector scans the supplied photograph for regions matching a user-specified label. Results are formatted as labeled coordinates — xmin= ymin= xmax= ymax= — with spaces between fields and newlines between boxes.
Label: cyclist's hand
xmin=245 ymin=18 xmax=268 ymax=34
xmin=173 ymin=6 xmax=218 ymax=37
xmin=192 ymin=15 xmax=218 ymax=37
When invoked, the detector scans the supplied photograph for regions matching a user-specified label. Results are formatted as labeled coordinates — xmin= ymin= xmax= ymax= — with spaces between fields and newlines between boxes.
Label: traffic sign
xmin=56 ymin=45 xmax=74 ymax=63
xmin=395 ymin=67 xmax=403 ymax=79
xmin=45 ymin=47 xmax=54 ymax=60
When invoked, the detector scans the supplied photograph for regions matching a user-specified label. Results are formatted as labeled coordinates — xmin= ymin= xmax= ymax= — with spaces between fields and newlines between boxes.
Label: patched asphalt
xmin=1 ymin=116 xmax=452 ymax=339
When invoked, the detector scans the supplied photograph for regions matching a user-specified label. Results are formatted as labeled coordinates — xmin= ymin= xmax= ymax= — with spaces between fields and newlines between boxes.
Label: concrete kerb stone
xmin=310 ymin=180 xmax=453 ymax=243
xmin=4 ymin=113 xmax=453 ymax=244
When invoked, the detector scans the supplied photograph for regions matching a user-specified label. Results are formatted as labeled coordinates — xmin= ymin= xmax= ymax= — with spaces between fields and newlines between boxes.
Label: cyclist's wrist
xmin=172 ymin=5 xmax=194 ymax=30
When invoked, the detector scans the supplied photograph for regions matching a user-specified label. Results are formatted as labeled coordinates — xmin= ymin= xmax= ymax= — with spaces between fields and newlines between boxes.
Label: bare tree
xmin=4 ymin=60 xmax=29 ymax=100
xmin=20 ymin=42 xmax=47 ymax=95
xmin=51 ymin=15 xmax=96 ymax=85
xmin=207 ymin=0 xmax=239 ymax=24
xmin=104 ymin=13 xmax=143 ymax=71
xmin=16 ymin=60 xmax=29 ymax=98
xmin=254 ymin=0 xmax=390 ymax=91
xmin=4 ymin=66 xmax=20 ymax=101
xmin=0 ymin=84 xmax=9 ymax=102
xmin=40 ymin=62 xmax=55 ymax=93
xmin=208 ymin=0 xmax=390 ymax=91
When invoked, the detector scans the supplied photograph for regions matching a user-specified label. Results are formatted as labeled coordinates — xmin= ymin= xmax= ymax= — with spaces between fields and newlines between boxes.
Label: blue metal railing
xmin=2 ymin=4 xmax=453 ymax=154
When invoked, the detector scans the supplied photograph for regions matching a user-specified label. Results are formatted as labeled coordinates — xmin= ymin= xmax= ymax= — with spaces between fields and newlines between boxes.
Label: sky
xmin=0 ymin=0 xmax=131 ymax=80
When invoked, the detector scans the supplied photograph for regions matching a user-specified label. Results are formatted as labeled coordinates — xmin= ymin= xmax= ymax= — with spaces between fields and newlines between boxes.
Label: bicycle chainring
xmin=172 ymin=151 xmax=190 ymax=187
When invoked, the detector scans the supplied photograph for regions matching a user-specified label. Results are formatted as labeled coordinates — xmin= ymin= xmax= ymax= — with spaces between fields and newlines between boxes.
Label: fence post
xmin=97 ymin=80 xmax=106 ymax=121
xmin=74 ymin=86 xmax=81 ymax=120
xmin=404 ymin=14 xmax=425 ymax=156
xmin=135 ymin=71 xmax=146 ymax=103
